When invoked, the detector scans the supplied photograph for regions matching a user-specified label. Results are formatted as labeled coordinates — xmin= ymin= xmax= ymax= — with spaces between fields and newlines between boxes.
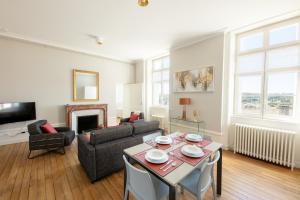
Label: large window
xmin=152 ymin=56 xmax=169 ymax=106
xmin=235 ymin=18 xmax=300 ymax=120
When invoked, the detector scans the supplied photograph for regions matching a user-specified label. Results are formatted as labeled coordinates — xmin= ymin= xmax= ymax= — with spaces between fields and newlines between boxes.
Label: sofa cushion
xmin=64 ymin=131 xmax=75 ymax=146
xmin=41 ymin=123 xmax=58 ymax=134
xmin=90 ymin=125 xmax=133 ymax=145
xmin=129 ymin=113 xmax=139 ymax=122
xmin=94 ymin=136 xmax=143 ymax=179
xmin=132 ymin=121 xmax=160 ymax=135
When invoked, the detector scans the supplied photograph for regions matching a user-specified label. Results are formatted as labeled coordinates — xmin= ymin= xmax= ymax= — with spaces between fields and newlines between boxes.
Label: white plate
xmin=185 ymin=134 xmax=203 ymax=142
xmin=181 ymin=145 xmax=204 ymax=158
xmin=155 ymin=136 xmax=172 ymax=144
xmin=145 ymin=149 xmax=169 ymax=164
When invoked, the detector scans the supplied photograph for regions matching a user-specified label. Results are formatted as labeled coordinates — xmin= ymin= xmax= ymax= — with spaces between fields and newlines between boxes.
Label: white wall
xmin=135 ymin=60 xmax=145 ymax=83
xmin=169 ymin=34 xmax=225 ymax=136
xmin=122 ymin=83 xmax=143 ymax=117
xmin=0 ymin=37 xmax=135 ymax=145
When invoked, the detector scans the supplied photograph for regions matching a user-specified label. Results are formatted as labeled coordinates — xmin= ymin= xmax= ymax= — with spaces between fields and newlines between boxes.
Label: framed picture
xmin=173 ymin=66 xmax=214 ymax=92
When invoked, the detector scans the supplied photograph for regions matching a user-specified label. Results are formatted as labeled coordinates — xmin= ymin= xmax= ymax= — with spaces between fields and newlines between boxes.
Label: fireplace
xmin=77 ymin=115 xmax=98 ymax=134
xmin=65 ymin=104 xmax=108 ymax=134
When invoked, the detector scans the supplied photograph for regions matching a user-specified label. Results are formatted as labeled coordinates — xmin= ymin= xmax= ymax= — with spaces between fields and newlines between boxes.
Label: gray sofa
xmin=78 ymin=121 xmax=163 ymax=182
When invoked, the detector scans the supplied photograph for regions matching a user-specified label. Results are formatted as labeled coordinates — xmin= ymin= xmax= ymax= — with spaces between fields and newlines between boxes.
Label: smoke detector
xmin=96 ymin=36 xmax=104 ymax=45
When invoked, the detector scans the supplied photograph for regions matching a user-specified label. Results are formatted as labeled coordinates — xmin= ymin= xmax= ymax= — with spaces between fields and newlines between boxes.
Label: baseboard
xmin=0 ymin=133 xmax=28 ymax=146
xmin=295 ymin=161 xmax=300 ymax=169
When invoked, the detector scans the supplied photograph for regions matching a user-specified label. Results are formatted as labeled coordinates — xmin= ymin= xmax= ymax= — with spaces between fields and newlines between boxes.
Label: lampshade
xmin=138 ymin=0 xmax=149 ymax=7
xmin=179 ymin=98 xmax=191 ymax=105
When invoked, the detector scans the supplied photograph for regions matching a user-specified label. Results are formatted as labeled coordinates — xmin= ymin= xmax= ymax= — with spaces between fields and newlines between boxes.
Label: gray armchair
xmin=27 ymin=120 xmax=75 ymax=159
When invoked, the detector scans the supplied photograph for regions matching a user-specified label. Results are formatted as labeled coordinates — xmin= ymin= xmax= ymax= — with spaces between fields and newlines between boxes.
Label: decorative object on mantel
xmin=73 ymin=69 xmax=99 ymax=102
xmin=65 ymin=104 xmax=107 ymax=129
xmin=179 ymin=98 xmax=191 ymax=120
xmin=173 ymin=66 xmax=214 ymax=92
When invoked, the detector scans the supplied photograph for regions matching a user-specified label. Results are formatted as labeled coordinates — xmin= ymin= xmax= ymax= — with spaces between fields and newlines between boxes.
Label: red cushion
xmin=41 ymin=123 xmax=58 ymax=134
xmin=129 ymin=113 xmax=139 ymax=122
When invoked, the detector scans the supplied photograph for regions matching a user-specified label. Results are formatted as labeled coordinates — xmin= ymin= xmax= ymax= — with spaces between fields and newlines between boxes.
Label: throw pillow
xmin=129 ymin=113 xmax=139 ymax=122
xmin=41 ymin=123 xmax=58 ymax=134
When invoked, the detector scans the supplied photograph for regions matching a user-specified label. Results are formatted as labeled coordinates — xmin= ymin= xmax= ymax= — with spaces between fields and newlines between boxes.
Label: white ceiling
xmin=1 ymin=0 xmax=300 ymax=62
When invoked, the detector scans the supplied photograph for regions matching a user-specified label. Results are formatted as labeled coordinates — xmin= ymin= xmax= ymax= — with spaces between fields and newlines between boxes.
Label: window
xmin=235 ymin=18 xmax=300 ymax=120
xmin=152 ymin=56 xmax=169 ymax=106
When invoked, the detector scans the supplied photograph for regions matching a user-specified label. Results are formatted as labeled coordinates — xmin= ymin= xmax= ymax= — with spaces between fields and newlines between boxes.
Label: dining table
xmin=123 ymin=132 xmax=223 ymax=200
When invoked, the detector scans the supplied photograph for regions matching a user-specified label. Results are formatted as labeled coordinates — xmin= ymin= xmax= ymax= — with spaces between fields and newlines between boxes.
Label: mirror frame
xmin=73 ymin=69 xmax=99 ymax=102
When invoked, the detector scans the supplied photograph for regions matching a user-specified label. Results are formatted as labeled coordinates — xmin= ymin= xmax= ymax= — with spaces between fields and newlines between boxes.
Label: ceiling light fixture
xmin=138 ymin=0 xmax=148 ymax=7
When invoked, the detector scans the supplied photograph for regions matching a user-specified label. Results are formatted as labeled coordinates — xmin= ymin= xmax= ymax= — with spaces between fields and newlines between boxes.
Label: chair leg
xmin=61 ymin=147 xmax=65 ymax=154
xmin=211 ymin=179 xmax=216 ymax=200
xmin=27 ymin=150 xmax=32 ymax=159
xmin=123 ymin=187 xmax=129 ymax=200
xmin=197 ymin=193 xmax=203 ymax=200
xmin=180 ymin=186 xmax=184 ymax=194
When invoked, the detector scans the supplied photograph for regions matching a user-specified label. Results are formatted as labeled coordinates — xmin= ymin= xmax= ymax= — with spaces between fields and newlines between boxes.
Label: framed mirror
xmin=73 ymin=69 xmax=99 ymax=101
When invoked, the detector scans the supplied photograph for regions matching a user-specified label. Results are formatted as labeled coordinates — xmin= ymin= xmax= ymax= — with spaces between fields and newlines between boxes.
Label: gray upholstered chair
xmin=27 ymin=120 xmax=75 ymax=159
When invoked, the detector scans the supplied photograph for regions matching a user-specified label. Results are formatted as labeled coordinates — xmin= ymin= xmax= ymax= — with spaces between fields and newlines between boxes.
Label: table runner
xmin=134 ymin=150 xmax=184 ymax=177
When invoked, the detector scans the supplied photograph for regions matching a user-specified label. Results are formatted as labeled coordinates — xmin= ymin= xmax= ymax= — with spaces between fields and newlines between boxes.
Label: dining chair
xmin=123 ymin=155 xmax=169 ymax=200
xmin=179 ymin=151 xmax=220 ymax=200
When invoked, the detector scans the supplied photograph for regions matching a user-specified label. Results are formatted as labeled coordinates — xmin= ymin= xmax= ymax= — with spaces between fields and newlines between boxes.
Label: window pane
xmin=162 ymin=57 xmax=170 ymax=69
xmin=152 ymin=72 xmax=161 ymax=82
xmin=269 ymin=23 xmax=299 ymax=46
xmin=162 ymin=82 xmax=169 ymax=94
xmin=266 ymin=73 xmax=297 ymax=116
xmin=239 ymin=32 xmax=264 ymax=52
xmin=162 ymin=70 xmax=169 ymax=81
xmin=153 ymin=83 xmax=161 ymax=105
xmin=153 ymin=59 xmax=162 ymax=70
xmin=159 ymin=94 xmax=169 ymax=105
xmin=238 ymin=53 xmax=264 ymax=73
xmin=237 ymin=75 xmax=261 ymax=114
xmin=267 ymin=46 xmax=300 ymax=69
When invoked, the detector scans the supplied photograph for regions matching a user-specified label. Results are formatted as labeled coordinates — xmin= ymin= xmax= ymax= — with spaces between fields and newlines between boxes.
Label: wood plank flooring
xmin=0 ymin=139 xmax=299 ymax=200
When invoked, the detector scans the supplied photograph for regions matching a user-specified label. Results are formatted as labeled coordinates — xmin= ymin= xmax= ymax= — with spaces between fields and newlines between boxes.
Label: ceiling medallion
xmin=138 ymin=0 xmax=149 ymax=7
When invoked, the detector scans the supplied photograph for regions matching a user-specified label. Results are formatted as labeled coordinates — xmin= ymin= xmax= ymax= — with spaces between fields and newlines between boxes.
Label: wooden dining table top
xmin=124 ymin=132 xmax=223 ymax=186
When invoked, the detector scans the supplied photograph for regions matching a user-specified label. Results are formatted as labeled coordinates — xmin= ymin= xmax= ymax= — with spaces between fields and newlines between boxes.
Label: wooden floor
xmin=0 ymin=140 xmax=300 ymax=200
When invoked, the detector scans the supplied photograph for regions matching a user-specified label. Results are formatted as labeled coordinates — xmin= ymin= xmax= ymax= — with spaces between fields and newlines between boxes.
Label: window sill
xmin=231 ymin=114 xmax=300 ymax=125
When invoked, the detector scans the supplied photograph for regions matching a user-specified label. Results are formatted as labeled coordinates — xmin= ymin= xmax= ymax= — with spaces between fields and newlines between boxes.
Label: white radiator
xmin=234 ymin=123 xmax=296 ymax=170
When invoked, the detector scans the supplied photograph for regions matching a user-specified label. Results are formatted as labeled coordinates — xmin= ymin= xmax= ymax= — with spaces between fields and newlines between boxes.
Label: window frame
xmin=152 ymin=56 xmax=170 ymax=106
xmin=234 ymin=17 xmax=300 ymax=122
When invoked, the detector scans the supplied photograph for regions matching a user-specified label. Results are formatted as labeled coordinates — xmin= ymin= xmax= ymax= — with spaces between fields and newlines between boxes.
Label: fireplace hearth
xmin=77 ymin=115 xmax=98 ymax=134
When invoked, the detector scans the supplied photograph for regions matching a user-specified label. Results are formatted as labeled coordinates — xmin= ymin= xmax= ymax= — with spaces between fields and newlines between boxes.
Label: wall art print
xmin=173 ymin=66 xmax=214 ymax=92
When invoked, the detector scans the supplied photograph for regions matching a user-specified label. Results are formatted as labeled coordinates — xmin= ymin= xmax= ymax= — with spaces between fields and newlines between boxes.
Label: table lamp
xmin=179 ymin=98 xmax=191 ymax=120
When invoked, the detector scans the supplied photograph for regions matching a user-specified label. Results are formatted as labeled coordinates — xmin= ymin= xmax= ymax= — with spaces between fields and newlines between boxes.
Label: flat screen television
xmin=0 ymin=102 xmax=36 ymax=125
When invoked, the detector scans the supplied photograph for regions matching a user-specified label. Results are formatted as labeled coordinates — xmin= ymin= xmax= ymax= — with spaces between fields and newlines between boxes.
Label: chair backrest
xmin=27 ymin=120 xmax=47 ymax=135
xmin=197 ymin=151 xmax=220 ymax=195
xmin=123 ymin=155 xmax=157 ymax=200
xmin=130 ymin=112 xmax=144 ymax=120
